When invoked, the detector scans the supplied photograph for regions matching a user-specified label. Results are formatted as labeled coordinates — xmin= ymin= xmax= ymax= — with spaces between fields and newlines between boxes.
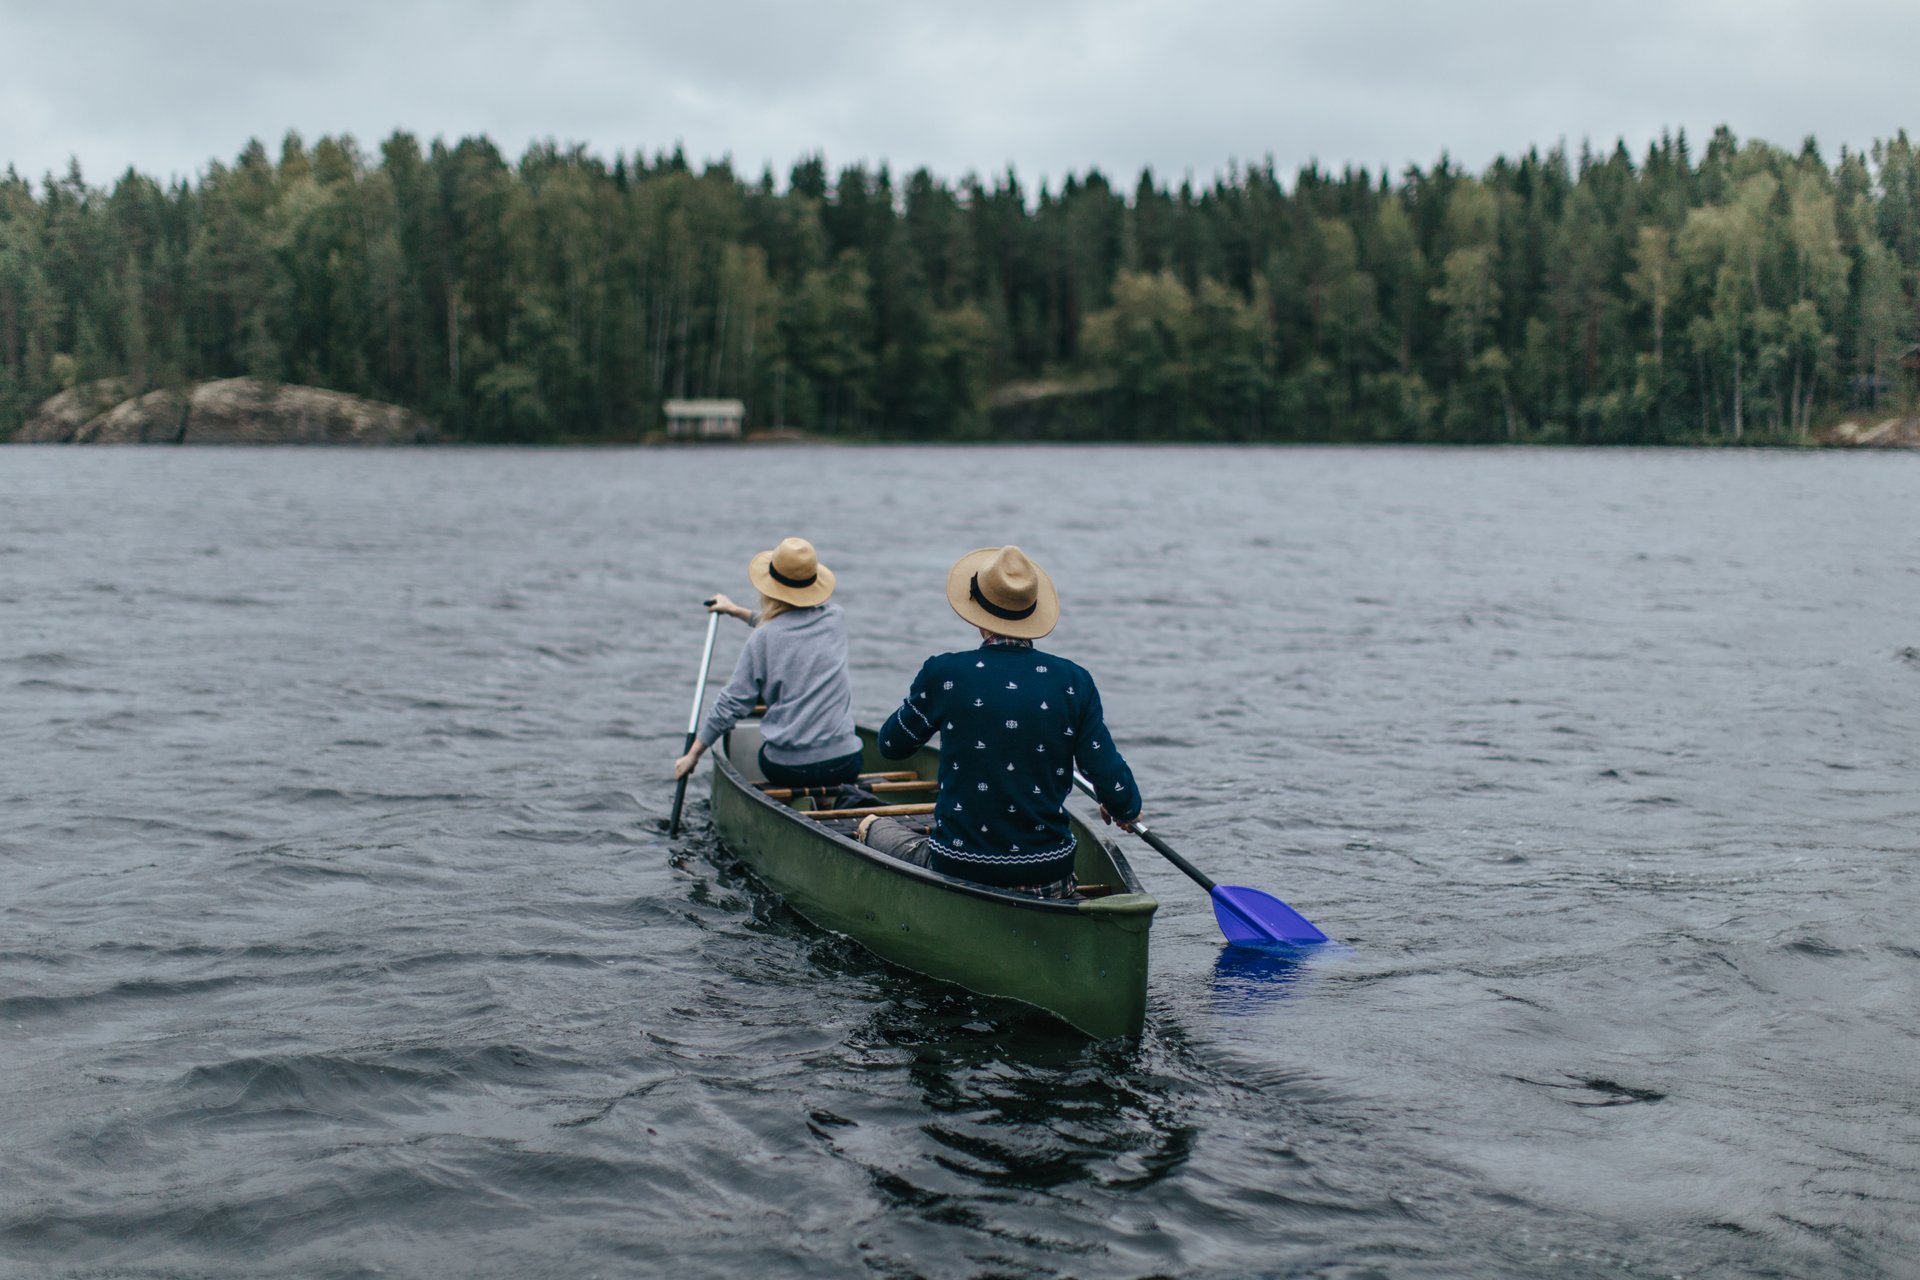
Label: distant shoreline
xmin=7 ymin=126 xmax=1919 ymax=452
xmin=11 ymin=377 xmax=1919 ymax=451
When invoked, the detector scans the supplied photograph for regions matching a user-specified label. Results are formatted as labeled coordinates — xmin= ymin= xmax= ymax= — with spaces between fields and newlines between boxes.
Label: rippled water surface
xmin=3 ymin=444 xmax=1917 ymax=1278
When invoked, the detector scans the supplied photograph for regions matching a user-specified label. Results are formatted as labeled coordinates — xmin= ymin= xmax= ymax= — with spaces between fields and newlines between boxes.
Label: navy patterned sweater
xmin=877 ymin=639 xmax=1141 ymax=889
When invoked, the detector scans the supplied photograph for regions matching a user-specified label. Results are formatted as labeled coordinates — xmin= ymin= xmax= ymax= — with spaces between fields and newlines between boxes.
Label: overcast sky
xmin=5 ymin=0 xmax=1919 ymax=193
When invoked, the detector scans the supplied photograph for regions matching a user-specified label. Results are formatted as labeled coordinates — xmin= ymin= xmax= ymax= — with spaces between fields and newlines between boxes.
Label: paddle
xmin=667 ymin=606 xmax=722 ymax=836
xmin=1073 ymin=770 xmax=1327 ymax=947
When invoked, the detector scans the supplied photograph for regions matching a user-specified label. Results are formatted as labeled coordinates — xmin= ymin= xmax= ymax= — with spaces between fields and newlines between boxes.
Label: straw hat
xmin=946 ymin=545 xmax=1058 ymax=639
xmin=749 ymin=537 xmax=836 ymax=607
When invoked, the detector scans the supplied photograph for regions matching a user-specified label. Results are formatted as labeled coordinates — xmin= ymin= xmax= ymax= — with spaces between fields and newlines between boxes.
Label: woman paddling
xmin=672 ymin=537 xmax=867 ymax=793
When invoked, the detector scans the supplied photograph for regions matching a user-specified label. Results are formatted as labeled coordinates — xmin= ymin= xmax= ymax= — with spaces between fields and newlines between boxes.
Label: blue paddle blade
xmin=1211 ymin=884 xmax=1329 ymax=947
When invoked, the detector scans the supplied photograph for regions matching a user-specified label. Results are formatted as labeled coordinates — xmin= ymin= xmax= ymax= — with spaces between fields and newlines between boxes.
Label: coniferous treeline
xmin=2 ymin=126 xmax=1917 ymax=443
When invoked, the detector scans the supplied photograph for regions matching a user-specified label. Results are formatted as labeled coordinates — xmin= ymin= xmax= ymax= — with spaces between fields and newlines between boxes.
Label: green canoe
xmin=707 ymin=722 xmax=1159 ymax=1038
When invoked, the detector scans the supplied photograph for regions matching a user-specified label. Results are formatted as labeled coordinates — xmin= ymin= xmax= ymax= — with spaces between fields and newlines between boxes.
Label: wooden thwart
xmin=762 ymin=779 xmax=935 ymax=800
xmin=803 ymin=802 xmax=936 ymax=820
xmin=758 ymin=771 xmax=918 ymax=790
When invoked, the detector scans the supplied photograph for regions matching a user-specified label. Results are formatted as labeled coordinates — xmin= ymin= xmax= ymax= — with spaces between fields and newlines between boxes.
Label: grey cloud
xmin=4 ymin=0 xmax=1918 ymax=191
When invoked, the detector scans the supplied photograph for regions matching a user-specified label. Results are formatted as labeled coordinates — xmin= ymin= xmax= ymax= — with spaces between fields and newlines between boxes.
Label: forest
xmin=2 ymin=125 xmax=1917 ymax=444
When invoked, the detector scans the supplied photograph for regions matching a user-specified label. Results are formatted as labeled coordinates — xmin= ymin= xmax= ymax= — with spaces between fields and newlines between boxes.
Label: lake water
xmin=2 ymin=444 xmax=1916 ymax=1278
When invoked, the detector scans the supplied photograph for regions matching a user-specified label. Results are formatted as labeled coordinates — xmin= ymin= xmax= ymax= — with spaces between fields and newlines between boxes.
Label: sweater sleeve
xmin=1072 ymin=675 xmax=1141 ymax=823
xmin=696 ymin=631 xmax=765 ymax=747
xmin=877 ymin=658 xmax=941 ymax=760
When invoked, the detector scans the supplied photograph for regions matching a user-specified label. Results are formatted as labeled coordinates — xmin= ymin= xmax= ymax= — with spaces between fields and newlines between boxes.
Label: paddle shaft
xmin=1071 ymin=769 xmax=1327 ymax=944
xmin=1072 ymin=770 xmax=1216 ymax=893
xmin=1116 ymin=819 xmax=1218 ymax=893
xmin=668 ymin=610 xmax=722 ymax=836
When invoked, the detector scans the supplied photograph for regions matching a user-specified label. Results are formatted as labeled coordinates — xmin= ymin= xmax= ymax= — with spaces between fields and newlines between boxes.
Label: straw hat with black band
xmin=749 ymin=537 xmax=837 ymax=608
xmin=946 ymin=545 xmax=1059 ymax=640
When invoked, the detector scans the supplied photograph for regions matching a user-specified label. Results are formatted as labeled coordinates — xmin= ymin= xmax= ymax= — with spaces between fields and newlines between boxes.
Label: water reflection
xmin=1207 ymin=942 xmax=1351 ymax=1016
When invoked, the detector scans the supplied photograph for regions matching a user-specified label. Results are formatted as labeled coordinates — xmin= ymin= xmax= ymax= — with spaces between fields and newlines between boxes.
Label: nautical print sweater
xmin=698 ymin=603 xmax=860 ymax=766
xmin=877 ymin=640 xmax=1141 ymax=889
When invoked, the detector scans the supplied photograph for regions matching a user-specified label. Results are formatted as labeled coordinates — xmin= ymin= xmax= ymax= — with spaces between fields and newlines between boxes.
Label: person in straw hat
xmin=672 ymin=537 xmax=866 ymax=792
xmin=857 ymin=545 xmax=1142 ymax=899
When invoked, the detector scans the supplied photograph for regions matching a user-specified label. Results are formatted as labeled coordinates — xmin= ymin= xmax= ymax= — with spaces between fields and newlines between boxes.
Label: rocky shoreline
xmin=1818 ymin=416 xmax=1920 ymax=448
xmin=14 ymin=378 xmax=435 ymax=446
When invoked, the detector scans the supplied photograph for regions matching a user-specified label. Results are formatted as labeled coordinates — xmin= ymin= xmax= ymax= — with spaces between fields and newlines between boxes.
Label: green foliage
xmin=2 ymin=126 xmax=1917 ymax=443
xmin=1082 ymin=269 xmax=1197 ymax=435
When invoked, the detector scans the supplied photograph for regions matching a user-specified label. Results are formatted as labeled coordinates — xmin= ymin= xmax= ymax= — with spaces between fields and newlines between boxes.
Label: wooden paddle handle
xmin=804 ymin=802 xmax=936 ymax=820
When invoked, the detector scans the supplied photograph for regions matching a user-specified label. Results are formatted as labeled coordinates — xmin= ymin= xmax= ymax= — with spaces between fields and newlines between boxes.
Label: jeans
xmin=858 ymin=815 xmax=935 ymax=866
xmin=759 ymin=745 xmax=863 ymax=789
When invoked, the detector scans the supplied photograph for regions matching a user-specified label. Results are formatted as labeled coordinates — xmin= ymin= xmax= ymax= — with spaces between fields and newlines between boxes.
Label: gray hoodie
xmin=696 ymin=603 xmax=860 ymax=765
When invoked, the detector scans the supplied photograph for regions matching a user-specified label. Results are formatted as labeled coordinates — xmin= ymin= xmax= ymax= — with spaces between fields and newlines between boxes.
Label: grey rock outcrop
xmin=16 ymin=379 xmax=131 ymax=442
xmin=16 ymin=378 xmax=435 ymax=445
xmin=1821 ymin=417 xmax=1920 ymax=448
xmin=77 ymin=388 xmax=192 ymax=443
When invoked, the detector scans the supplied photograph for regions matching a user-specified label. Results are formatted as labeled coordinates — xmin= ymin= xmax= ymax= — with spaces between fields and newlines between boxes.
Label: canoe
xmin=707 ymin=721 xmax=1159 ymax=1038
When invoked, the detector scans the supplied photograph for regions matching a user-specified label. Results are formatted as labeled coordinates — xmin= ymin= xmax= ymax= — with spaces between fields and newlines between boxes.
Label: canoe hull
xmin=708 ymin=725 xmax=1157 ymax=1038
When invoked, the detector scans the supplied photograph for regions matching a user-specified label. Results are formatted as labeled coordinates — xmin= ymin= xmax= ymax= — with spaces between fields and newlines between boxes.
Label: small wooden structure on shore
xmin=663 ymin=398 xmax=745 ymax=440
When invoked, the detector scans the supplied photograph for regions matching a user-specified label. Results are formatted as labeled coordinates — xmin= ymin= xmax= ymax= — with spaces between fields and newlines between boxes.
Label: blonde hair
xmin=756 ymin=593 xmax=794 ymax=625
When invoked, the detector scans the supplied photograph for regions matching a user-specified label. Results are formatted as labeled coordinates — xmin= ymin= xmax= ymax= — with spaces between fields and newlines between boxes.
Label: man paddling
xmin=857 ymin=545 xmax=1142 ymax=898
